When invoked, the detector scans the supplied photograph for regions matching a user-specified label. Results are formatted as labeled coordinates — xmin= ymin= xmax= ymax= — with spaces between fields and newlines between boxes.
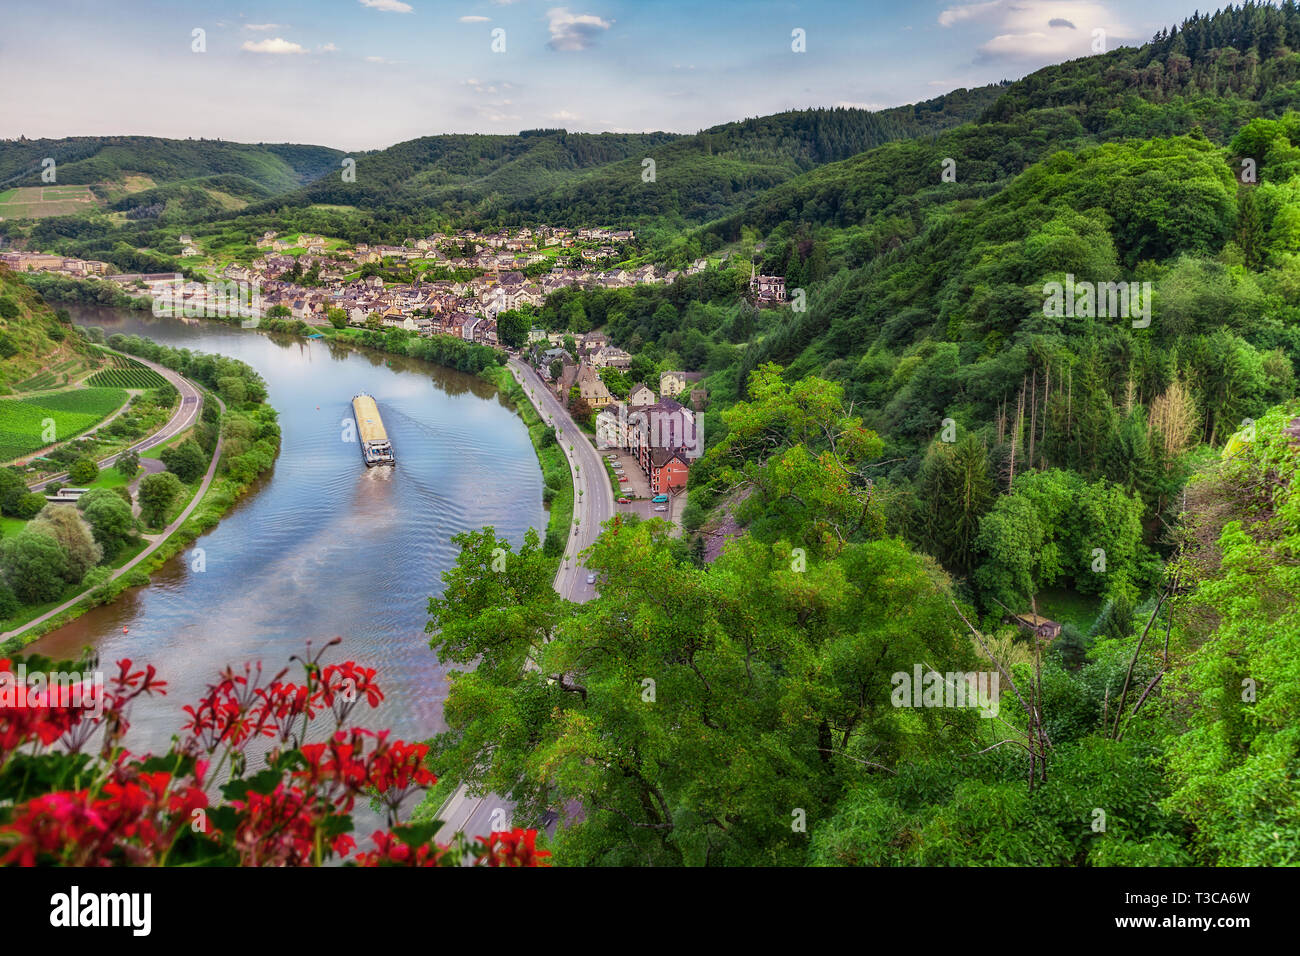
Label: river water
xmin=29 ymin=307 xmax=545 ymax=757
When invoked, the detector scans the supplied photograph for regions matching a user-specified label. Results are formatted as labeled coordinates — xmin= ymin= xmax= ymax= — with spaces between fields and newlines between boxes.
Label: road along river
xmin=27 ymin=307 xmax=546 ymax=758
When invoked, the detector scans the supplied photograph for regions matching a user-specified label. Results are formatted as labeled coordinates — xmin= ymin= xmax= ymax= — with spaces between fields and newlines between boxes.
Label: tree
xmin=430 ymin=516 xmax=975 ymax=865
xmin=599 ymin=366 xmax=630 ymax=399
xmin=28 ymin=504 xmax=102 ymax=583
xmin=911 ymin=433 xmax=994 ymax=576
xmin=496 ymin=309 xmax=529 ymax=349
xmin=138 ymin=472 xmax=183 ymax=528
xmin=14 ymin=493 xmax=46 ymax=520
xmin=705 ymin=364 xmax=885 ymax=555
xmin=327 ymin=307 xmax=348 ymax=330
xmin=68 ymin=457 xmax=99 ymax=485
xmin=77 ymin=487 xmax=136 ymax=560
xmin=160 ymin=439 xmax=207 ymax=483
xmin=216 ymin=375 xmax=247 ymax=406
xmin=115 ymin=449 xmax=141 ymax=478
xmin=1 ymin=529 xmax=71 ymax=604
xmin=0 ymin=468 xmax=28 ymax=516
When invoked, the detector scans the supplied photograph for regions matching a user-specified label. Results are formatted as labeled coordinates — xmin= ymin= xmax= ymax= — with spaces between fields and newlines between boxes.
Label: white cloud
xmin=358 ymin=0 xmax=413 ymax=13
xmin=244 ymin=23 xmax=285 ymax=32
xmin=241 ymin=37 xmax=308 ymax=54
xmin=546 ymin=7 xmax=613 ymax=51
xmin=459 ymin=15 xmax=491 ymax=22
xmin=319 ymin=43 xmax=339 ymax=53
xmin=938 ymin=1 xmax=1002 ymax=28
xmin=833 ymin=101 xmax=885 ymax=111
xmin=548 ymin=109 xmax=582 ymax=121
xmin=940 ymin=1 xmax=1134 ymax=62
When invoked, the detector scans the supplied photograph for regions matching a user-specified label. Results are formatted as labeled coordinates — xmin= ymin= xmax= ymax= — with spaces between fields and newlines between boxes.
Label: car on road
xmin=617 ymin=496 xmax=631 ymax=504
xmin=652 ymin=494 xmax=669 ymax=503
xmin=586 ymin=573 xmax=597 ymax=584
xmin=654 ymin=505 xmax=667 ymax=512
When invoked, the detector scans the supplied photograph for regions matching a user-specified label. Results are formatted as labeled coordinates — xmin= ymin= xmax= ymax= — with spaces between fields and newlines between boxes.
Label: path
xmin=27 ymin=350 xmax=203 ymax=492
xmin=1 ymin=388 xmax=225 ymax=643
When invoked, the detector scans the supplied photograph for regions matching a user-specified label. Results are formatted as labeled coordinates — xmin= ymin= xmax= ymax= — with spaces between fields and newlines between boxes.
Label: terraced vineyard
xmin=14 ymin=358 xmax=86 ymax=392
xmin=85 ymin=352 xmax=168 ymax=389
xmin=0 ymin=387 xmax=128 ymax=461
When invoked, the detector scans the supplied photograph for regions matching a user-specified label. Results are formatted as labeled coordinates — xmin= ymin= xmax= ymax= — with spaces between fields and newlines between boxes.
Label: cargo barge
xmin=352 ymin=393 xmax=395 ymax=466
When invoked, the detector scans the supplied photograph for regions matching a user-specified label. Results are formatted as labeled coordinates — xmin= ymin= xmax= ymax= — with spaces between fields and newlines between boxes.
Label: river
xmin=29 ymin=307 xmax=546 ymax=759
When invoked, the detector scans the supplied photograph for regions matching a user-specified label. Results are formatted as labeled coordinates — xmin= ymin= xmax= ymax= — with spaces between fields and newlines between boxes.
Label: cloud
xmin=546 ymin=7 xmax=612 ymax=51
xmin=938 ymin=1 xmax=1002 ymax=28
xmin=365 ymin=55 xmax=401 ymax=64
xmin=548 ymin=109 xmax=582 ymax=121
xmin=833 ymin=101 xmax=886 ymax=111
xmin=319 ymin=43 xmax=340 ymax=52
xmin=358 ymin=0 xmax=413 ymax=12
xmin=459 ymin=15 xmax=490 ymax=22
xmin=241 ymin=37 xmax=308 ymax=54
xmin=939 ymin=1 xmax=1134 ymax=63
xmin=244 ymin=23 xmax=285 ymax=31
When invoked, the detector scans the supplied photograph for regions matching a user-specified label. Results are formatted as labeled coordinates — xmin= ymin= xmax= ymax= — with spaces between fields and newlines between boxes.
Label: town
xmin=2 ymin=226 xmax=789 ymax=504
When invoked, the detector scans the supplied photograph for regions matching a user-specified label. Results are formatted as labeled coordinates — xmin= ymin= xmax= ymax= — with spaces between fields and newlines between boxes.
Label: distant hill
xmin=220 ymin=90 xmax=1003 ymax=232
xmin=0 ymin=137 xmax=345 ymax=219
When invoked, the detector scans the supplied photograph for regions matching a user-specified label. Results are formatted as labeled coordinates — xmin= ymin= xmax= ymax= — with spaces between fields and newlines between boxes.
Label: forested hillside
xmin=0 ymin=136 xmax=343 ymax=194
xmin=230 ymin=91 xmax=1002 ymax=234
xmin=422 ymin=2 xmax=1300 ymax=866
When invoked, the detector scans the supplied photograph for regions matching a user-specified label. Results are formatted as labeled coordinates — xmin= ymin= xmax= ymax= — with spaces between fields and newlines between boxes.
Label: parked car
xmin=617 ymin=496 xmax=631 ymax=504
xmin=652 ymin=494 xmax=669 ymax=503
xmin=586 ymin=573 xmax=597 ymax=584
xmin=654 ymin=505 xmax=667 ymax=512
xmin=618 ymin=476 xmax=629 ymax=482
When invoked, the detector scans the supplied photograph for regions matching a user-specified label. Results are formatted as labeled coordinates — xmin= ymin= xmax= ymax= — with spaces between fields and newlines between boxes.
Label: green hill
xmin=0 ymin=136 xmax=344 ymax=202
xmin=256 ymin=93 xmax=1001 ymax=232
xmin=0 ymin=265 xmax=93 ymax=392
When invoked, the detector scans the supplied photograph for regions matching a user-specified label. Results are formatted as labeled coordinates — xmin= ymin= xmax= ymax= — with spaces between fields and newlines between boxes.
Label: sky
xmin=0 ymin=0 xmax=1240 ymax=151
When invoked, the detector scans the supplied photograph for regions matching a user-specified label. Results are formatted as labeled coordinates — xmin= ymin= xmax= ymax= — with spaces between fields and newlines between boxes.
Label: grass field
xmin=0 ymin=388 xmax=128 ymax=460
xmin=0 ymin=184 xmax=99 ymax=219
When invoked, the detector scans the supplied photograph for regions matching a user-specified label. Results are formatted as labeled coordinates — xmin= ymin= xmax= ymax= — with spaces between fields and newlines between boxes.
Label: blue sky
xmin=0 ymin=0 xmax=1239 ymax=150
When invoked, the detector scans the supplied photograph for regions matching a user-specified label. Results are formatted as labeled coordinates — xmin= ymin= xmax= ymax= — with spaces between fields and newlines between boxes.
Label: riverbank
xmin=0 ymin=342 xmax=281 ymax=653
xmin=480 ymin=364 xmax=574 ymax=563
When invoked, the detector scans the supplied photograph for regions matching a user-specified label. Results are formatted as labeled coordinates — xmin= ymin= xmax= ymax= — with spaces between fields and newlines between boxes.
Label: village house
xmin=580 ymin=331 xmax=608 ymax=355
xmin=628 ymin=383 xmax=656 ymax=407
xmin=590 ymin=346 xmax=632 ymax=370
xmin=750 ymin=270 xmax=787 ymax=304
xmin=595 ymin=407 xmax=625 ymax=449
xmin=645 ymin=448 xmax=691 ymax=494
xmin=659 ymin=370 xmax=704 ymax=398
xmin=575 ymin=364 xmax=614 ymax=408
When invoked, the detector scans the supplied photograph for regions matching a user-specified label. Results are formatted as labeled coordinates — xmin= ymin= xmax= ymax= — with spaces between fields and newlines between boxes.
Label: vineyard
xmin=14 ymin=358 xmax=84 ymax=392
xmin=0 ymin=387 xmax=128 ymax=461
xmin=86 ymin=354 xmax=168 ymax=389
